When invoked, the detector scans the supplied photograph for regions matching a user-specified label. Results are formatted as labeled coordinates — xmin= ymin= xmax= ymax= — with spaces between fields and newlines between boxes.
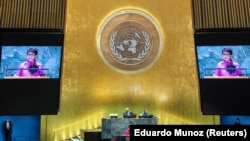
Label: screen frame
xmin=195 ymin=31 xmax=250 ymax=115
xmin=0 ymin=30 xmax=64 ymax=115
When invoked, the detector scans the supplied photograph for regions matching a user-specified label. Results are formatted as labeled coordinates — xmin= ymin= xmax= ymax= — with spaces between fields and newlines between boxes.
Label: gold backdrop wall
xmin=40 ymin=0 xmax=219 ymax=140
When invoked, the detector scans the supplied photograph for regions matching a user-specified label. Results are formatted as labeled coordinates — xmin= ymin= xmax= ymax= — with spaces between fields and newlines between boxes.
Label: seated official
xmin=139 ymin=109 xmax=154 ymax=118
xmin=140 ymin=109 xmax=148 ymax=118
xmin=123 ymin=108 xmax=135 ymax=118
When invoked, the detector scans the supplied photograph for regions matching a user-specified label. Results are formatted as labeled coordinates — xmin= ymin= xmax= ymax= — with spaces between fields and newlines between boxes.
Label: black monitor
xmin=0 ymin=30 xmax=64 ymax=115
xmin=195 ymin=31 xmax=250 ymax=115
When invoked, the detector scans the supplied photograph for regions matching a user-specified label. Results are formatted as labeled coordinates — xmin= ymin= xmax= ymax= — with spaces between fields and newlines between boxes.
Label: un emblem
xmin=97 ymin=9 xmax=162 ymax=74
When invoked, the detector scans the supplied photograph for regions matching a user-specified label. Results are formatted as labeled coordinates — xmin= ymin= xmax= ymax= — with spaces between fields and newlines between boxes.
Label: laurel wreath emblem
xmin=109 ymin=31 xmax=150 ymax=63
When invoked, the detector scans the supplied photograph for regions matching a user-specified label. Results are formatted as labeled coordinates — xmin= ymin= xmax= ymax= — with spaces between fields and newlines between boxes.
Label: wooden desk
xmin=204 ymin=76 xmax=249 ymax=79
xmin=4 ymin=76 xmax=50 ymax=79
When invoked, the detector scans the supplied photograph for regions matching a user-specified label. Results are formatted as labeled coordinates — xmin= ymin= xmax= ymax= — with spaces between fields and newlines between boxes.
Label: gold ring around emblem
xmin=97 ymin=9 xmax=163 ymax=74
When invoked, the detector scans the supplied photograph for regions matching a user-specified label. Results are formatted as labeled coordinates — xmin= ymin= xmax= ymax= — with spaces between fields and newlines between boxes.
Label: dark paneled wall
xmin=192 ymin=0 xmax=250 ymax=30
xmin=0 ymin=0 xmax=67 ymax=30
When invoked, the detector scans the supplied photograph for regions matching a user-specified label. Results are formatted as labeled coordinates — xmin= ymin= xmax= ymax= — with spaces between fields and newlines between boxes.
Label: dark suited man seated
xmin=123 ymin=108 xmax=136 ymax=118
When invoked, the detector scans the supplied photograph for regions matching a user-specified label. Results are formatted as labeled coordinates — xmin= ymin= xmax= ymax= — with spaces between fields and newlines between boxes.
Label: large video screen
xmin=0 ymin=31 xmax=63 ymax=115
xmin=1 ymin=46 xmax=62 ymax=79
xmin=195 ymin=31 xmax=250 ymax=115
xmin=196 ymin=46 xmax=250 ymax=79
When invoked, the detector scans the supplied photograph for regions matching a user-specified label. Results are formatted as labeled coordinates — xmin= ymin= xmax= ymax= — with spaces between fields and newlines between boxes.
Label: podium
xmin=204 ymin=68 xmax=248 ymax=79
xmin=4 ymin=76 xmax=50 ymax=79
xmin=101 ymin=118 xmax=157 ymax=140
xmin=4 ymin=68 xmax=50 ymax=79
xmin=204 ymin=76 xmax=249 ymax=79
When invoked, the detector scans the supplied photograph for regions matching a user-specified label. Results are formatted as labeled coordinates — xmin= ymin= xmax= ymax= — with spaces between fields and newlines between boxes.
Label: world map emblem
xmin=97 ymin=9 xmax=162 ymax=74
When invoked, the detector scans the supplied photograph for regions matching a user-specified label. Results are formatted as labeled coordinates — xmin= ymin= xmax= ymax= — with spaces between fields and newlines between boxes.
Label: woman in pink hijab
xmin=214 ymin=48 xmax=242 ymax=76
xmin=15 ymin=48 xmax=44 ymax=77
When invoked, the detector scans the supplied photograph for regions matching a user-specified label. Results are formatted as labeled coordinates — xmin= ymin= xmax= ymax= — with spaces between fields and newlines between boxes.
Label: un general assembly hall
xmin=1 ymin=0 xmax=250 ymax=141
